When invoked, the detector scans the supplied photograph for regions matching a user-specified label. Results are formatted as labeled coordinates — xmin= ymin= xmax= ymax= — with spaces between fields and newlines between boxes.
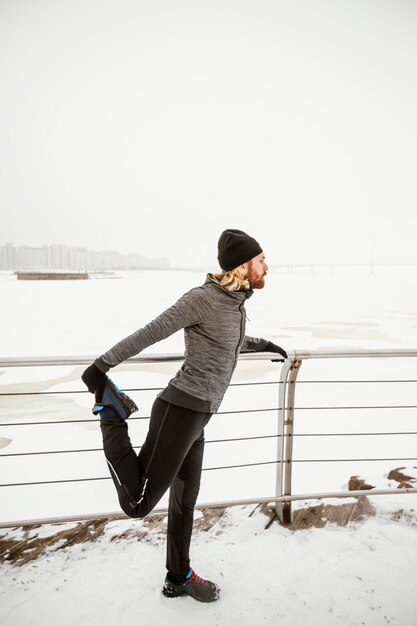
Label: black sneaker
xmin=92 ymin=378 xmax=138 ymax=421
xmin=162 ymin=570 xmax=220 ymax=602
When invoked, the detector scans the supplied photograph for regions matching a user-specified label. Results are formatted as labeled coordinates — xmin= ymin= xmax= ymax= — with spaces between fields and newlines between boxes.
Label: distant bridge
xmin=269 ymin=262 xmax=417 ymax=274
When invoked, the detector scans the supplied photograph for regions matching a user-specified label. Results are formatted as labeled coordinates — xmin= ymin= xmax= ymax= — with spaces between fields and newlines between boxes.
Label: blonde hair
xmin=214 ymin=266 xmax=250 ymax=292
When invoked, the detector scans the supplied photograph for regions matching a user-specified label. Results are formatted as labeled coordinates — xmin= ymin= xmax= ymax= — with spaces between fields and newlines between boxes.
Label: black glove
xmin=265 ymin=341 xmax=288 ymax=361
xmin=81 ymin=363 xmax=107 ymax=400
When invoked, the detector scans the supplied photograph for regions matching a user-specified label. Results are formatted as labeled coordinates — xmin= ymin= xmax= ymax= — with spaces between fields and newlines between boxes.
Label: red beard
xmin=247 ymin=262 xmax=265 ymax=289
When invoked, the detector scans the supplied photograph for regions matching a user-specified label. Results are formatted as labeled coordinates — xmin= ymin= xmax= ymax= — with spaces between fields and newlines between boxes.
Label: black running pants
xmin=100 ymin=397 xmax=211 ymax=581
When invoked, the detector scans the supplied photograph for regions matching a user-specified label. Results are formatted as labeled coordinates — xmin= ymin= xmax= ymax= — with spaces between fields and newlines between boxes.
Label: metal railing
xmin=275 ymin=349 xmax=417 ymax=523
xmin=0 ymin=349 xmax=417 ymax=528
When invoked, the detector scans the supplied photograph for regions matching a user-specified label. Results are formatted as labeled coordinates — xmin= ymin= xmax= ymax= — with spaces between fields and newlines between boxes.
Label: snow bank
xmin=1 ymin=501 xmax=416 ymax=626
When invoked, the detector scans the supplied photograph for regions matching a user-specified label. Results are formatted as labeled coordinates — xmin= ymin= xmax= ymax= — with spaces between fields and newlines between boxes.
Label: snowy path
xmin=1 ymin=500 xmax=417 ymax=626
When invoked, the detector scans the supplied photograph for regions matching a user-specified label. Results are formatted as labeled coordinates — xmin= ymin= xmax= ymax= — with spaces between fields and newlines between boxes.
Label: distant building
xmin=0 ymin=243 xmax=170 ymax=271
xmin=0 ymin=243 xmax=18 ymax=270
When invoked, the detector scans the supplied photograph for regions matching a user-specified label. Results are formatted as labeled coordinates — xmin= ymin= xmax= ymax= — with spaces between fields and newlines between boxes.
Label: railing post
xmin=274 ymin=357 xmax=293 ymax=523
xmin=282 ymin=359 xmax=302 ymax=524
xmin=275 ymin=358 xmax=302 ymax=524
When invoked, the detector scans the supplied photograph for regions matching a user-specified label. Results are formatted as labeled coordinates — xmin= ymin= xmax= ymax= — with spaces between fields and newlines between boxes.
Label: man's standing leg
xmin=166 ymin=429 xmax=206 ymax=582
xmin=162 ymin=414 xmax=220 ymax=603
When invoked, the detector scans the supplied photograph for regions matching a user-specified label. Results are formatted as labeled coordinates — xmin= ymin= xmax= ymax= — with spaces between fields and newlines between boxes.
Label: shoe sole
xmin=162 ymin=584 xmax=186 ymax=599
xmin=161 ymin=583 xmax=220 ymax=602
xmin=93 ymin=378 xmax=138 ymax=420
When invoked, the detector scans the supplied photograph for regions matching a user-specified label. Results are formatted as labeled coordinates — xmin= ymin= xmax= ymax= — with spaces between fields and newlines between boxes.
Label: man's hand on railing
xmin=81 ymin=363 xmax=106 ymax=401
xmin=265 ymin=341 xmax=288 ymax=362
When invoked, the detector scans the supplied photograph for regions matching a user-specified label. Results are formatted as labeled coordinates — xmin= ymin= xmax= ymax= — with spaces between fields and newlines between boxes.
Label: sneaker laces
xmin=188 ymin=571 xmax=207 ymax=587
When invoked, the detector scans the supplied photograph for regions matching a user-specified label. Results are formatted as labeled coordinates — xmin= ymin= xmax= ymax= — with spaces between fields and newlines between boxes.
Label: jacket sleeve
xmin=240 ymin=335 xmax=269 ymax=353
xmin=95 ymin=287 xmax=212 ymax=372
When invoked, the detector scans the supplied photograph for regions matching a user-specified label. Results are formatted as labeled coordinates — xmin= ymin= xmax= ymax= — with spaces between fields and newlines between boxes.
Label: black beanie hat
xmin=217 ymin=229 xmax=263 ymax=271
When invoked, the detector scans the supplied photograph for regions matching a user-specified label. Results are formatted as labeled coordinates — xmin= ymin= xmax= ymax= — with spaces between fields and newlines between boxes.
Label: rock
xmin=387 ymin=467 xmax=416 ymax=484
xmin=348 ymin=476 xmax=375 ymax=491
xmin=397 ymin=481 xmax=414 ymax=489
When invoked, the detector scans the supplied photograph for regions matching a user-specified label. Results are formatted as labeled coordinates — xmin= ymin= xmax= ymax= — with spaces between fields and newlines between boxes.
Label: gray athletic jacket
xmin=94 ymin=274 xmax=270 ymax=413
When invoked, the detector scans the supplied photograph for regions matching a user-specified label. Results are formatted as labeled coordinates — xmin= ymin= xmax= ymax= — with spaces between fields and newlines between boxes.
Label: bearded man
xmin=82 ymin=228 xmax=287 ymax=603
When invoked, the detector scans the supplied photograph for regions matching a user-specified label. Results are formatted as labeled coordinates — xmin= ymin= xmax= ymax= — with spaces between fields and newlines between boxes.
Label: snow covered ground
xmin=1 ymin=500 xmax=417 ymax=626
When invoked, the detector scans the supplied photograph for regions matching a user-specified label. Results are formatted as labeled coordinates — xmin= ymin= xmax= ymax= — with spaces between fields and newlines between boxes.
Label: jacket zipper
xmin=223 ymin=299 xmax=247 ymax=395
xmin=229 ymin=300 xmax=246 ymax=382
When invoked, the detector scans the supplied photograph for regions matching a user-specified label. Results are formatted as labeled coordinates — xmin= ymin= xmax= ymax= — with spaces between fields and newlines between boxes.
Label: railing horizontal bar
xmin=0 ymin=355 xmax=184 ymax=367
xmin=208 ymin=461 xmax=278 ymax=471
xmin=293 ymin=431 xmax=417 ymax=437
xmin=0 ymin=416 xmax=150 ymax=427
xmin=230 ymin=381 xmax=279 ymax=387
xmin=2 ymin=381 xmax=416 ymax=398
xmin=2 ymin=488 xmax=417 ymax=529
xmin=3 ymin=431 xmax=417 ymax=459
xmin=0 ymin=407 xmax=279 ymax=427
xmin=0 ymin=390 xmax=100 ymax=397
xmin=207 ymin=434 xmax=278 ymax=444
xmin=2 ymin=404 xmax=415 ymax=428
xmin=0 ymin=352 xmax=285 ymax=368
xmin=0 ymin=380 xmax=281 ymax=397
xmin=3 ymin=430 xmax=417 ymax=459
xmin=0 ymin=448 xmax=108 ymax=458
xmin=2 ymin=457 xmax=417 ymax=488
xmin=293 ymin=349 xmax=417 ymax=360
xmin=293 ymin=405 xmax=417 ymax=410
xmin=217 ymin=407 xmax=278 ymax=415
xmin=0 ymin=461 xmax=282 ymax=487
xmin=207 ymin=488 xmax=417 ymax=506
xmin=0 ymin=477 xmax=126 ymax=487
xmin=296 ymin=380 xmax=417 ymax=384
xmin=1 ymin=348 xmax=417 ymax=369
xmin=291 ymin=457 xmax=417 ymax=463
xmin=0 ymin=434 xmax=282 ymax=458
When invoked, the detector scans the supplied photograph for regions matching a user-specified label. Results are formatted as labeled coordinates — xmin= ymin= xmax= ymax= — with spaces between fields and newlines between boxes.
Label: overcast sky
xmin=1 ymin=0 xmax=416 ymax=267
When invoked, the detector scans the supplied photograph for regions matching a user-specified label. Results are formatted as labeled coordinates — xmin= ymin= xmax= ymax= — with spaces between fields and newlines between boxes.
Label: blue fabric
xmin=97 ymin=406 xmax=117 ymax=420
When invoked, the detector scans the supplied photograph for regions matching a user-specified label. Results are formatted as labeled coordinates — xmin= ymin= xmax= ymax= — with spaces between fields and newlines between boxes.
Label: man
xmin=82 ymin=228 xmax=287 ymax=603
